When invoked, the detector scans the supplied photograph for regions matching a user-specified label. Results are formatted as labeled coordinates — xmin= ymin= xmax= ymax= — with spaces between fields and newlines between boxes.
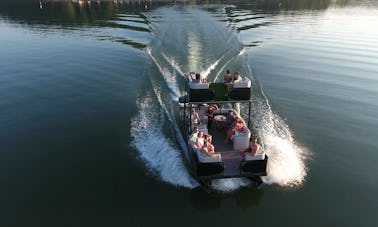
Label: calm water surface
xmin=1 ymin=0 xmax=378 ymax=226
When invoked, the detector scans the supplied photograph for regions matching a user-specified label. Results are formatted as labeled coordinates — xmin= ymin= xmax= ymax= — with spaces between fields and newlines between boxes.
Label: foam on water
xmin=211 ymin=178 xmax=252 ymax=192
xmin=130 ymin=93 xmax=198 ymax=188
xmin=262 ymin=135 xmax=307 ymax=186
xmin=147 ymin=47 xmax=181 ymax=99
xmin=238 ymin=47 xmax=246 ymax=56
xmin=200 ymin=57 xmax=222 ymax=80
xmin=161 ymin=53 xmax=185 ymax=77
xmin=253 ymin=83 xmax=308 ymax=186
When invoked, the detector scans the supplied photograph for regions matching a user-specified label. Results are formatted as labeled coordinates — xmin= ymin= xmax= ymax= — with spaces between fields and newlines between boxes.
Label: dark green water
xmin=1 ymin=0 xmax=378 ymax=226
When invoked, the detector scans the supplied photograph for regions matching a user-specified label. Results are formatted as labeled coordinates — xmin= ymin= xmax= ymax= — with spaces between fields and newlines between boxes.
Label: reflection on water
xmin=2 ymin=0 xmax=371 ymax=51
xmin=1 ymin=0 xmax=373 ymax=28
xmin=0 ymin=0 xmax=158 ymax=49
xmin=1 ymin=0 xmax=378 ymax=226
xmin=190 ymin=186 xmax=264 ymax=210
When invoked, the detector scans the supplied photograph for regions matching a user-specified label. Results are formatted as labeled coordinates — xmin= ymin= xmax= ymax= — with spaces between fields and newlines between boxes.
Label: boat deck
xmin=208 ymin=127 xmax=244 ymax=178
xmin=195 ymin=104 xmax=246 ymax=178
xmin=182 ymin=77 xmax=265 ymax=183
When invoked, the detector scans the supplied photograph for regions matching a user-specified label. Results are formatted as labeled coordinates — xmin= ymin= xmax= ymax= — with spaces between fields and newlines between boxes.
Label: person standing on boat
xmin=242 ymin=137 xmax=260 ymax=156
xmin=226 ymin=110 xmax=236 ymax=128
xmin=205 ymin=104 xmax=218 ymax=129
xmin=224 ymin=69 xmax=232 ymax=84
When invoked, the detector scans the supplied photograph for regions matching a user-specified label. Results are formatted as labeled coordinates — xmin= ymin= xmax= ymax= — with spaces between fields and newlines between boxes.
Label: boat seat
xmin=229 ymin=78 xmax=251 ymax=101
xmin=241 ymin=155 xmax=268 ymax=176
xmin=189 ymin=82 xmax=210 ymax=89
xmin=194 ymin=148 xmax=222 ymax=163
xmin=245 ymin=151 xmax=266 ymax=161
xmin=188 ymin=82 xmax=215 ymax=102
xmin=194 ymin=148 xmax=224 ymax=177
xmin=233 ymin=78 xmax=251 ymax=88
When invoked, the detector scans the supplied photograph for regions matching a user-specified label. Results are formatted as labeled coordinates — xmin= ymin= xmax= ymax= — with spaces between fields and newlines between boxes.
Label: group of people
xmin=189 ymin=126 xmax=261 ymax=158
xmin=189 ymin=107 xmax=261 ymax=157
xmin=192 ymin=72 xmax=206 ymax=83
xmin=224 ymin=115 xmax=248 ymax=143
xmin=192 ymin=69 xmax=243 ymax=87
xmin=224 ymin=69 xmax=243 ymax=90
xmin=189 ymin=126 xmax=219 ymax=157
xmin=188 ymin=68 xmax=260 ymax=157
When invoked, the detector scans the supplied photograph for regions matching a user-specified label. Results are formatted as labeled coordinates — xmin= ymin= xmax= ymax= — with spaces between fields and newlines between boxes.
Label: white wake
xmin=130 ymin=93 xmax=198 ymax=188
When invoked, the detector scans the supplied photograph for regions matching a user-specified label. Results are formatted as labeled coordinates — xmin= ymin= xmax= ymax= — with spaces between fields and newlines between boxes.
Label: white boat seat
xmin=245 ymin=151 xmax=265 ymax=161
xmin=189 ymin=82 xmax=209 ymax=89
xmin=195 ymin=148 xmax=222 ymax=163
xmin=233 ymin=78 xmax=251 ymax=88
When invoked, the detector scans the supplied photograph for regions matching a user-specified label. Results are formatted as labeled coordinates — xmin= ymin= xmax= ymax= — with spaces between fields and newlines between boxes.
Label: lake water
xmin=1 ymin=0 xmax=378 ymax=226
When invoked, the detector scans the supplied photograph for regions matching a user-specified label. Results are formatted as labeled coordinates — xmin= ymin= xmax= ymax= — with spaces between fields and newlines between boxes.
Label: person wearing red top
xmin=224 ymin=118 xmax=244 ymax=143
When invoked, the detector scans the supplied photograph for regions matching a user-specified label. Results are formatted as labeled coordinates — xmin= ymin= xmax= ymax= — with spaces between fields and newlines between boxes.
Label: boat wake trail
xmin=247 ymin=60 xmax=309 ymax=186
xmin=130 ymin=92 xmax=198 ymax=188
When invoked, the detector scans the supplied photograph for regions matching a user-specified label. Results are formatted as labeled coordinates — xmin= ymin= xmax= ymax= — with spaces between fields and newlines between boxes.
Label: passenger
xmin=224 ymin=118 xmax=245 ymax=143
xmin=208 ymin=103 xmax=219 ymax=110
xmin=193 ymin=73 xmax=204 ymax=83
xmin=234 ymin=119 xmax=247 ymax=137
xmin=233 ymin=72 xmax=243 ymax=83
xmin=224 ymin=120 xmax=237 ymax=143
xmin=190 ymin=108 xmax=201 ymax=125
xmin=205 ymin=104 xmax=218 ymax=129
xmin=242 ymin=137 xmax=260 ymax=156
xmin=226 ymin=72 xmax=243 ymax=90
xmin=203 ymin=131 xmax=212 ymax=143
xmin=196 ymin=131 xmax=206 ymax=148
xmin=195 ymin=130 xmax=213 ymax=147
xmin=226 ymin=110 xmax=236 ymax=128
xmin=224 ymin=69 xmax=232 ymax=84
xmin=201 ymin=140 xmax=219 ymax=157
xmin=189 ymin=126 xmax=199 ymax=144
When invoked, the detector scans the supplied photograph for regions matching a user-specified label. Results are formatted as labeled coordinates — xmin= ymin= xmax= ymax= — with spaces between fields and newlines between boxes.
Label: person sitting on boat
xmin=190 ymin=129 xmax=211 ymax=147
xmin=189 ymin=126 xmax=199 ymax=144
xmin=201 ymin=140 xmax=219 ymax=157
xmin=225 ymin=72 xmax=242 ymax=90
xmin=193 ymin=73 xmax=204 ymax=83
xmin=226 ymin=110 xmax=236 ymax=128
xmin=224 ymin=118 xmax=245 ymax=143
xmin=196 ymin=131 xmax=206 ymax=148
xmin=205 ymin=104 xmax=218 ymax=129
xmin=224 ymin=69 xmax=232 ymax=84
xmin=208 ymin=103 xmax=219 ymax=110
xmin=190 ymin=108 xmax=201 ymax=125
xmin=233 ymin=72 xmax=243 ymax=83
xmin=241 ymin=137 xmax=260 ymax=156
